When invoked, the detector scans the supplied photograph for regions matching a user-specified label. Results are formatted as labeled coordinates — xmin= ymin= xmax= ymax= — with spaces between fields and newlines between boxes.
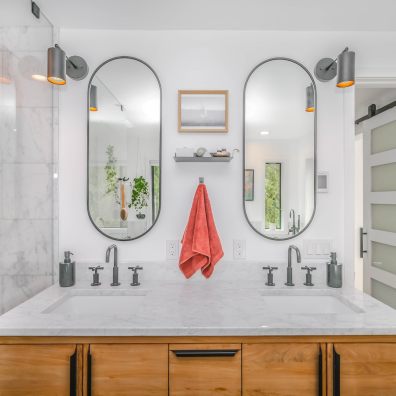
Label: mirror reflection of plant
xmin=265 ymin=164 xmax=281 ymax=228
xmin=128 ymin=176 xmax=149 ymax=213
xmin=104 ymin=145 xmax=120 ymax=203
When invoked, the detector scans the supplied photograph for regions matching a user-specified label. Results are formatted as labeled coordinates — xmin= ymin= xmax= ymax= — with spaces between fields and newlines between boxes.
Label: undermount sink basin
xmin=42 ymin=290 xmax=147 ymax=315
xmin=261 ymin=291 xmax=364 ymax=314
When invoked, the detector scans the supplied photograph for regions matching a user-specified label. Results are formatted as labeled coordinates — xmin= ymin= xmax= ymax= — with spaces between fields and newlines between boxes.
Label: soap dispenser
xmin=327 ymin=252 xmax=342 ymax=288
xmin=59 ymin=251 xmax=75 ymax=287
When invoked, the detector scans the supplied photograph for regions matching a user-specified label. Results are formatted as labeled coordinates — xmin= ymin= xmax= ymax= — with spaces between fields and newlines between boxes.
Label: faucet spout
xmin=286 ymin=245 xmax=301 ymax=286
xmin=106 ymin=244 xmax=120 ymax=286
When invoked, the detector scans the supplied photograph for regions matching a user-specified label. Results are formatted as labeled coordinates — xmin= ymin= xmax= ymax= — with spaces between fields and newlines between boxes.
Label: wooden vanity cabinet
xmin=169 ymin=343 xmax=241 ymax=396
xmin=0 ymin=344 xmax=79 ymax=396
xmin=328 ymin=343 xmax=396 ymax=396
xmin=243 ymin=343 xmax=325 ymax=396
xmin=87 ymin=344 xmax=168 ymax=396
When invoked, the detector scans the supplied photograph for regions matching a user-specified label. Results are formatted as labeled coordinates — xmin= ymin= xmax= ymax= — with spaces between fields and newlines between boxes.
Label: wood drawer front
xmin=89 ymin=344 xmax=168 ymax=396
xmin=169 ymin=343 xmax=241 ymax=396
xmin=332 ymin=343 xmax=396 ymax=396
xmin=243 ymin=343 xmax=322 ymax=396
xmin=0 ymin=344 xmax=77 ymax=396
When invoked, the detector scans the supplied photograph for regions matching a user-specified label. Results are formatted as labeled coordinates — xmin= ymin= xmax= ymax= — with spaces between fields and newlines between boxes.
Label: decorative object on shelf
xmin=314 ymin=47 xmax=355 ymax=88
xmin=174 ymin=156 xmax=232 ymax=163
xmin=211 ymin=148 xmax=230 ymax=157
xmin=129 ymin=176 xmax=149 ymax=220
xmin=244 ymin=169 xmax=254 ymax=201
xmin=175 ymin=147 xmax=195 ymax=157
xmin=178 ymin=90 xmax=228 ymax=133
xmin=195 ymin=147 xmax=207 ymax=157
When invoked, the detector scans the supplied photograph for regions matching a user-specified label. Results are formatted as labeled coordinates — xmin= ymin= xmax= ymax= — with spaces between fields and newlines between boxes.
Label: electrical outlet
xmin=166 ymin=240 xmax=179 ymax=260
xmin=233 ymin=239 xmax=246 ymax=260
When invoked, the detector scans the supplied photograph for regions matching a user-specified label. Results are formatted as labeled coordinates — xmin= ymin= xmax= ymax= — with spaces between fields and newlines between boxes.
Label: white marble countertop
xmin=0 ymin=274 xmax=396 ymax=336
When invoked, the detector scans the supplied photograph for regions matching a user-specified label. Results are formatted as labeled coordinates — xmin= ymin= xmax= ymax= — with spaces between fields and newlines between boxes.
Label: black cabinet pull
xmin=172 ymin=349 xmax=239 ymax=357
xmin=360 ymin=228 xmax=368 ymax=258
xmin=87 ymin=346 xmax=92 ymax=396
xmin=318 ymin=346 xmax=322 ymax=396
xmin=69 ymin=347 xmax=77 ymax=396
xmin=333 ymin=346 xmax=341 ymax=396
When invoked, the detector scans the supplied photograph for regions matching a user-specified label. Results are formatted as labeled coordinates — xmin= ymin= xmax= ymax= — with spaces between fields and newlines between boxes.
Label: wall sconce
xmin=89 ymin=84 xmax=98 ymax=111
xmin=314 ymin=47 xmax=355 ymax=88
xmin=305 ymin=84 xmax=315 ymax=112
xmin=47 ymin=44 xmax=88 ymax=85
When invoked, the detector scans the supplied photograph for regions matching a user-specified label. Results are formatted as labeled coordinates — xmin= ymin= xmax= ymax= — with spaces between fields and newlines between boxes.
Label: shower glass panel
xmin=0 ymin=3 xmax=58 ymax=313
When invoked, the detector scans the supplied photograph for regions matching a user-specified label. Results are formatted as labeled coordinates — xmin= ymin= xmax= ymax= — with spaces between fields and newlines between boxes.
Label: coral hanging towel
xmin=179 ymin=183 xmax=224 ymax=279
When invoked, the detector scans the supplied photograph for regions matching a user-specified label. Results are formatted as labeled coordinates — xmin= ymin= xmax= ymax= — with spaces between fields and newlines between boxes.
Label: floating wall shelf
xmin=174 ymin=155 xmax=232 ymax=163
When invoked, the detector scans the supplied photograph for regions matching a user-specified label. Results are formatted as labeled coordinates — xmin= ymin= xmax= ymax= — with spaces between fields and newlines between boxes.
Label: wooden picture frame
xmin=178 ymin=90 xmax=229 ymax=133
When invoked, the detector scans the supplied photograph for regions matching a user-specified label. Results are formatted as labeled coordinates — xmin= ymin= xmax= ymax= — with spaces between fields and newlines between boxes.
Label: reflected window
xmin=265 ymin=163 xmax=281 ymax=229
xmin=151 ymin=164 xmax=160 ymax=224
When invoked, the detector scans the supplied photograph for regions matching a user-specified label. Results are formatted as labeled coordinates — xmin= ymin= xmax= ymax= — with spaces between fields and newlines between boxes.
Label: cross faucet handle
xmin=128 ymin=266 xmax=143 ymax=286
xmin=301 ymin=266 xmax=316 ymax=287
xmin=89 ymin=266 xmax=104 ymax=286
xmin=262 ymin=266 xmax=278 ymax=273
xmin=262 ymin=266 xmax=278 ymax=286
xmin=301 ymin=266 xmax=316 ymax=273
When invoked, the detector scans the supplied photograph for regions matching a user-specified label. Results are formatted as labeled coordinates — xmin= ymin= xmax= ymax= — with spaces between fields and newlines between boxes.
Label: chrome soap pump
xmin=327 ymin=252 xmax=342 ymax=288
xmin=59 ymin=251 xmax=75 ymax=287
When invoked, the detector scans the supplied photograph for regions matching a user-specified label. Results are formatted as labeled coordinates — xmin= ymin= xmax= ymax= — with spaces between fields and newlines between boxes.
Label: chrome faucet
xmin=285 ymin=245 xmax=301 ymax=286
xmin=106 ymin=244 xmax=120 ymax=286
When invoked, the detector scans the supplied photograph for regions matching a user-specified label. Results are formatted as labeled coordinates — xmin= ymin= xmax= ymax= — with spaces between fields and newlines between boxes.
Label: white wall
xmin=58 ymin=30 xmax=396 ymax=286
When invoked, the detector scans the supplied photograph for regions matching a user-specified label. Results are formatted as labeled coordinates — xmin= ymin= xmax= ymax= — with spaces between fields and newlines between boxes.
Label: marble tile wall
xmin=0 ymin=8 xmax=58 ymax=314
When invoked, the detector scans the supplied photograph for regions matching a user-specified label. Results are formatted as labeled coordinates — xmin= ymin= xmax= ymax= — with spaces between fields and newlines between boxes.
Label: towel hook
xmin=199 ymin=177 xmax=204 ymax=184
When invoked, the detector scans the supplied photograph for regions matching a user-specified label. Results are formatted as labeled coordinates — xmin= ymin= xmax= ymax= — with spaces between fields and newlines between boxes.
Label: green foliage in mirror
xmin=129 ymin=176 xmax=149 ymax=215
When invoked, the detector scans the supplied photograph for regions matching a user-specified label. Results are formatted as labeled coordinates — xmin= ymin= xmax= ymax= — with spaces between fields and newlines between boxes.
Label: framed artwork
xmin=178 ymin=90 xmax=228 ymax=133
xmin=244 ymin=169 xmax=254 ymax=201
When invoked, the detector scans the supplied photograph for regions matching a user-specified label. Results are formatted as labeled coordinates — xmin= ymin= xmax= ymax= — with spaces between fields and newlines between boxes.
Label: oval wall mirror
xmin=243 ymin=58 xmax=316 ymax=240
xmin=87 ymin=57 xmax=161 ymax=241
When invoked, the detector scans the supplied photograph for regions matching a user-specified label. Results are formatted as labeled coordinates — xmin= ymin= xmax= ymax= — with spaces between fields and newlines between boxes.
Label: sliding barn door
xmin=363 ymin=107 xmax=396 ymax=308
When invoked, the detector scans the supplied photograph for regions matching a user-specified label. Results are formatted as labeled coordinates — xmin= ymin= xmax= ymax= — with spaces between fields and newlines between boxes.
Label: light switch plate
xmin=303 ymin=239 xmax=333 ymax=259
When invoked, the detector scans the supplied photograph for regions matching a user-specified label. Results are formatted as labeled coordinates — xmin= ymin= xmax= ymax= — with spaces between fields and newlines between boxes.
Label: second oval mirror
xmin=88 ymin=57 xmax=161 ymax=241
xmin=243 ymin=58 xmax=316 ymax=240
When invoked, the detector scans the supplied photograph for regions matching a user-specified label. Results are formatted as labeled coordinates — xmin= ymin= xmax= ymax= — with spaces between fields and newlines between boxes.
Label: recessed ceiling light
xmin=260 ymin=131 xmax=270 ymax=135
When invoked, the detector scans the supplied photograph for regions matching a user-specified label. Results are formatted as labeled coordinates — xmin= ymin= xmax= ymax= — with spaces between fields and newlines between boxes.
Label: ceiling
xmin=36 ymin=0 xmax=396 ymax=31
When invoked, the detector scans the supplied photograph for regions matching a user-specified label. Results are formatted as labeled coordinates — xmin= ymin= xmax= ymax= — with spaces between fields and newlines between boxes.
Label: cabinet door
xmin=0 ymin=344 xmax=78 ymax=396
xmin=88 ymin=344 xmax=168 ymax=396
xmin=243 ymin=343 xmax=324 ymax=396
xmin=169 ymin=343 xmax=241 ymax=396
xmin=330 ymin=343 xmax=396 ymax=396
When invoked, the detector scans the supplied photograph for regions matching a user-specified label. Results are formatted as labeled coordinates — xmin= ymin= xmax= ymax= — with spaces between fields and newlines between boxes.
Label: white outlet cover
xmin=166 ymin=240 xmax=179 ymax=260
xmin=233 ymin=239 xmax=246 ymax=260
